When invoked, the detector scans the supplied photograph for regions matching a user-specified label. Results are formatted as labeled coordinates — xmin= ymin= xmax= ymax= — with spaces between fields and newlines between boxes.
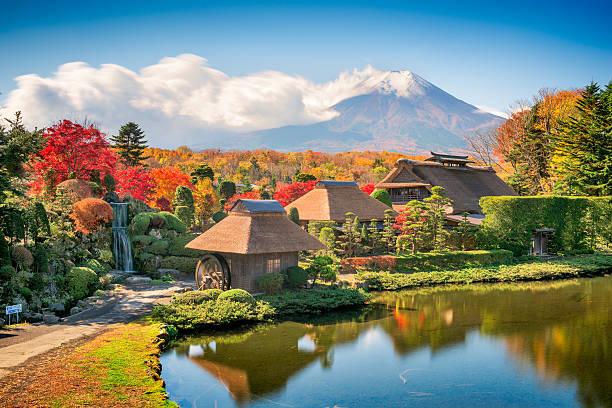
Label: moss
xmin=168 ymin=235 xmax=200 ymax=257
xmin=160 ymin=256 xmax=197 ymax=274
xmin=131 ymin=234 xmax=155 ymax=247
xmin=66 ymin=267 xmax=99 ymax=300
xmin=148 ymin=239 xmax=169 ymax=256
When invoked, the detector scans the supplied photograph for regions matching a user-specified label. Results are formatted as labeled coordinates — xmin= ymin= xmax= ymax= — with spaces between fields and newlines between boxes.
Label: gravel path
xmin=0 ymin=281 xmax=192 ymax=378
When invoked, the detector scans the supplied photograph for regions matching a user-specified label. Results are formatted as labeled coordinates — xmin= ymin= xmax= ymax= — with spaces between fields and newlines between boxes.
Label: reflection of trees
xmin=175 ymin=277 xmax=612 ymax=407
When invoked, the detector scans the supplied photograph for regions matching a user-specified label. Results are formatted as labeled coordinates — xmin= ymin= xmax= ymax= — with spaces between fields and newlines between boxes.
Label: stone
xmin=125 ymin=276 xmax=152 ymax=286
xmin=174 ymin=287 xmax=192 ymax=294
xmin=157 ymin=268 xmax=182 ymax=280
xmin=148 ymin=229 xmax=163 ymax=239
xmin=109 ymin=270 xmax=130 ymax=283
xmin=31 ymin=313 xmax=43 ymax=322
xmin=0 ymin=318 xmax=5 ymax=327
xmin=70 ymin=306 xmax=82 ymax=316
xmin=43 ymin=314 xmax=60 ymax=324
xmin=49 ymin=301 xmax=65 ymax=313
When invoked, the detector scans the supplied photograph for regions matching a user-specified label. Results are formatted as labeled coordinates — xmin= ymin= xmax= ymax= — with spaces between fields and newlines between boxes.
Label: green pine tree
xmin=423 ymin=186 xmax=452 ymax=251
xmin=110 ymin=122 xmax=150 ymax=167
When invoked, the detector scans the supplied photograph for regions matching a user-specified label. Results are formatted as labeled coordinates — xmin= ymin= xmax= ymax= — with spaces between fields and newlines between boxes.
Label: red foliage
xmin=29 ymin=120 xmax=117 ymax=195
xmin=154 ymin=197 xmax=172 ymax=212
xmin=224 ymin=191 xmax=261 ymax=211
xmin=114 ymin=166 xmax=154 ymax=201
xmin=340 ymin=256 xmax=398 ymax=273
xmin=360 ymin=183 xmax=375 ymax=195
xmin=394 ymin=207 xmax=429 ymax=234
xmin=149 ymin=167 xmax=193 ymax=205
xmin=272 ymin=180 xmax=317 ymax=207
xmin=69 ymin=198 xmax=114 ymax=234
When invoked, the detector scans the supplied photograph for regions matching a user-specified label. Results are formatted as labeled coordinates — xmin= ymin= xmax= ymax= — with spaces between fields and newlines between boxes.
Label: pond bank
xmin=355 ymin=254 xmax=612 ymax=291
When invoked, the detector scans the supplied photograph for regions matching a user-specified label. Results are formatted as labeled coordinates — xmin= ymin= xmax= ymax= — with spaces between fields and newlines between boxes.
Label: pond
xmin=160 ymin=276 xmax=612 ymax=407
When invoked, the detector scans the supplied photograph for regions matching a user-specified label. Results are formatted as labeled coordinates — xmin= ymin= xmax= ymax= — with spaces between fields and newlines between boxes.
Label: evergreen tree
xmin=555 ymin=82 xmax=612 ymax=196
xmin=368 ymin=220 xmax=383 ymax=253
xmin=423 ymin=186 xmax=452 ymax=251
xmin=190 ymin=163 xmax=214 ymax=184
xmin=173 ymin=186 xmax=194 ymax=227
xmin=381 ymin=209 xmax=397 ymax=253
xmin=219 ymin=180 xmax=236 ymax=200
xmin=288 ymin=207 xmax=300 ymax=225
xmin=110 ymin=122 xmax=150 ymax=167
xmin=338 ymin=212 xmax=362 ymax=257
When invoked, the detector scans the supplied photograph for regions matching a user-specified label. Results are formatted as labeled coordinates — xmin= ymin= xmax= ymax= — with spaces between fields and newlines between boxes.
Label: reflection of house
xmin=186 ymin=199 xmax=324 ymax=292
xmin=376 ymin=153 xmax=516 ymax=216
xmin=284 ymin=180 xmax=395 ymax=226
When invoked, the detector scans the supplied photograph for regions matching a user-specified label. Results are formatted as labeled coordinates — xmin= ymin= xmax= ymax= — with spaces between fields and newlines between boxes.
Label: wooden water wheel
xmin=195 ymin=254 xmax=231 ymax=290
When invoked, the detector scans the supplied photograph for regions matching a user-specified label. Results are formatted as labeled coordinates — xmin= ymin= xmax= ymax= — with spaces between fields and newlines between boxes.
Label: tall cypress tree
xmin=555 ymin=82 xmax=612 ymax=196
xmin=110 ymin=122 xmax=150 ymax=167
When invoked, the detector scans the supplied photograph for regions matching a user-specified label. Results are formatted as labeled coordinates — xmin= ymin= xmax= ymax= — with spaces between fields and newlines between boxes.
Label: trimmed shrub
xmin=69 ymin=198 xmax=114 ymax=235
xmin=217 ymin=289 xmax=256 ymax=306
xmin=148 ymin=239 xmax=170 ymax=256
xmin=11 ymin=245 xmax=34 ymax=269
xmin=288 ymin=207 xmax=300 ymax=225
xmin=212 ymin=211 xmax=227 ymax=223
xmin=219 ymin=180 xmax=237 ymax=200
xmin=286 ymin=266 xmax=308 ymax=289
xmin=0 ymin=265 xmax=16 ymax=281
xmin=174 ymin=289 xmax=223 ymax=305
xmin=168 ymin=235 xmax=200 ymax=257
xmin=83 ymin=259 xmax=112 ymax=276
xmin=371 ymin=189 xmax=392 ymax=207
xmin=129 ymin=212 xmax=154 ymax=236
xmin=306 ymin=255 xmax=336 ymax=283
xmin=160 ymin=256 xmax=198 ymax=274
xmin=66 ymin=267 xmax=99 ymax=300
xmin=258 ymin=273 xmax=285 ymax=295
xmin=340 ymin=250 xmax=514 ymax=273
xmin=174 ymin=206 xmax=193 ymax=228
xmin=131 ymin=234 xmax=155 ymax=248
xmin=307 ymin=220 xmax=337 ymax=237
xmin=158 ymin=211 xmax=187 ymax=233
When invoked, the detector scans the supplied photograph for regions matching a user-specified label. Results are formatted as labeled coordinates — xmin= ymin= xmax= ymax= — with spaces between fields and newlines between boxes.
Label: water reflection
xmin=162 ymin=277 xmax=612 ymax=407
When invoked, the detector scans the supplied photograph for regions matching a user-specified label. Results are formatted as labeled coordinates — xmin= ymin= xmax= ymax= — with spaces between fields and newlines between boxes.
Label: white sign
xmin=5 ymin=304 xmax=22 ymax=315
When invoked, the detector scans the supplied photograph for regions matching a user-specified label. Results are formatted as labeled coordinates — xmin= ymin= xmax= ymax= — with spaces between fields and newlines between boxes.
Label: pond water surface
xmin=161 ymin=276 xmax=612 ymax=407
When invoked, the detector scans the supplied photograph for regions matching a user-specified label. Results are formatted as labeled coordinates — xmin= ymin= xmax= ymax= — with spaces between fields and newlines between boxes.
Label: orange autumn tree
xmin=149 ymin=167 xmax=193 ymax=208
xmin=69 ymin=198 xmax=114 ymax=234
xmin=192 ymin=178 xmax=218 ymax=225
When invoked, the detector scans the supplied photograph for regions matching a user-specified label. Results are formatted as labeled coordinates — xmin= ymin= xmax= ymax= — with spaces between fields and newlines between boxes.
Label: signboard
xmin=5 ymin=304 xmax=22 ymax=314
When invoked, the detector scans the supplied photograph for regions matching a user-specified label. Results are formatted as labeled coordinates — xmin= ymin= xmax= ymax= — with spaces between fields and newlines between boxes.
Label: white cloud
xmin=475 ymin=105 xmax=508 ymax=118
xmin=1 ymin=54 xmax=389 ymax=147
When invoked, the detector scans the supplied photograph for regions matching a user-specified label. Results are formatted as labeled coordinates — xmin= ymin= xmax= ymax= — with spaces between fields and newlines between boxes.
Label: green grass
xmin=356 ymin=254 xmax=612 ymax=291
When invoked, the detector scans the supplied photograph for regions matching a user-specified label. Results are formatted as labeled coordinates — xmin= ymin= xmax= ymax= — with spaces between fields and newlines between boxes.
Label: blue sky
xmin=1 ymin=0 xmax=611 ymax=144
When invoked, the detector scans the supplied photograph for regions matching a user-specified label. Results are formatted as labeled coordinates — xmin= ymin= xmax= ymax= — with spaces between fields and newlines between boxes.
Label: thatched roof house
xmin=186 ymin=199 xmax=324 ymax=292
xmin=284 ymin=180 xmax=395 ymax=225
xmin=376 ymin=153 xmax=516 ymax=214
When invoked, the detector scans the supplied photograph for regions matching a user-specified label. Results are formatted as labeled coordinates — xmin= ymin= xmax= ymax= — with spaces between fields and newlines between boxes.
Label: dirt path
xmin=0 ymin=281 xmax=192 ymax=378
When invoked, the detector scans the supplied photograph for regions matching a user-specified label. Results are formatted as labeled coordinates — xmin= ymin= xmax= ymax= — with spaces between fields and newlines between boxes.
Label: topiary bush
xmin=158 ymin=211 xmax=187 ymax=233
xmin=217 ymin=289 xmax=256 ymax=305
xmin=11 ymin=245 xmax=34 ymax=269
xmin=160 ymin=256 xmax=197 ymax=274
xmin=285 ymin=266 xmax=308 ymax=289
xmin=66 ymin=266 xmax=99 ymax=300
xmin=257 ymin=273 xmax=285 ymax=295
xmin=174 ymin=289 xmax=223 ymax=305
xmin=148 ymin=239 xmax=170 ymax=256
xmin=174 ymin=206 xmax=193 ymax=228
xmin=129 ymin=212 xmax=153 ymax=236
xmin=168 ymin=235 xmax=200 ymax=257
xmin=371 ymin=189 xmax=392 ymax=207
xmin=131 ymin=234 xmax=155 ymax=248
xmin=288 ymin=207 xmax=300 ymax=225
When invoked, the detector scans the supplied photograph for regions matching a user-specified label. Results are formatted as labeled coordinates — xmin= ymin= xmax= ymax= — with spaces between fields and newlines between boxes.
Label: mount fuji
xmin=235 ymin=70 xmax=503 ymax=153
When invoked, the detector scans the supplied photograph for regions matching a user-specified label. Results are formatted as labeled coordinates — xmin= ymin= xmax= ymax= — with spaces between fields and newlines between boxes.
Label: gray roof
xmin=316 ymin=180 xmax=358 ymax=188
xmin=230 ymin=199 xmax=286 ymax=214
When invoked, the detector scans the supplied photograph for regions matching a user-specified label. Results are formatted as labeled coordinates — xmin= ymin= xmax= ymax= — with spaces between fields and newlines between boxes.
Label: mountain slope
xmin=239 ymin=71 xmax=503 ymax=153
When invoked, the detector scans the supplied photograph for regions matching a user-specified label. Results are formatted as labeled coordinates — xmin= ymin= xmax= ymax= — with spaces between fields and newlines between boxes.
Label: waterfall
xmin=110 ymin=202 xmax=134 ymax=272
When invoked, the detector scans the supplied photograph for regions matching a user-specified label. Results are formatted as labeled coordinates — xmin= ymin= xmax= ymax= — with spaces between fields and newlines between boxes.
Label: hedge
xmin=340 ymin=250 xmax=514 ymax=273
xmin=356 ymin=254 xmax=612 ymax=291
xmin=480 ymin=196 xmax=612 ymax=255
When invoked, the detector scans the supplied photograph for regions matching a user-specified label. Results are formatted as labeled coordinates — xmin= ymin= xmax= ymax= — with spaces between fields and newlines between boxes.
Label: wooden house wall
xmin=220 ymin=252 xmax=299 ymax=293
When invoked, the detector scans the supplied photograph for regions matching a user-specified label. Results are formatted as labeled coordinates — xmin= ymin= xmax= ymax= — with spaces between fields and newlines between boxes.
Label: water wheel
xmin=195 ymin=254 xmax=231 ymax=290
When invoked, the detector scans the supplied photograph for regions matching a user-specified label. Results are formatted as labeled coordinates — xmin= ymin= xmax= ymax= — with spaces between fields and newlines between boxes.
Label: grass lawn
xmin=0 ymin=321 xmax=177 ymax=408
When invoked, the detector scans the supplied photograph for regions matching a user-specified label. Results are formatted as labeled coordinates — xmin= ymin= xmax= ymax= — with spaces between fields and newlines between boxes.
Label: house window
xmin=266 ymin=257 xmax=281 ymax=274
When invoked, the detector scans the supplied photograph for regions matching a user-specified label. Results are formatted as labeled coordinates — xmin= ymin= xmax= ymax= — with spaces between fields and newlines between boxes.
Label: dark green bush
xmin=257 ymin=273 xmax=285 ymax=295
xmin=168 ymin=235 xmax=200 ymax=257
xmin=148 ymin=239 xmax=169 ymax=256
xmin=212 ymin=211 xmax=227 ymax=223
xmin=307 ymin=255 xmax=336 ymax=283
xmin=174 ymin=206 xmax=193 ymax=228
xmin=158 ymin=211 xmax=187 ymax=233
xmin=285 ymin=266 xmax=308 ymax=289
xmin=288 ymin=207 xmax=300 ymax=225
xmin=160 ymin=256 xmax=198 ymax=274
xmin=129 ymin=212 xmax=154 ymax=236
xmin=260 ymin=288 xmax=370 ymax=317
xmin=392 ymin=250 xmax=513 ymax=271
xmin=66 ymin=266 xmax=99 ymax=300
xmin=217 ymin=288 xmax=256 ymax=305
xmin=174 ymin=289 xmax=223 ymax=305
xmin=0 ymin=265 xmax=16 ymax=281
xmin=131 ymin=234 xmax=155 ymax=247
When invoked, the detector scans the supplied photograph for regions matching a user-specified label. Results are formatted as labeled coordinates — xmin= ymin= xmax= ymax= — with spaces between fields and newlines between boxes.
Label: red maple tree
xmin=114 ymin=166 xmax=154 ymax=201
xmin=272 ymin=180 xmax=317 ymax=207
xmin=29 ymin=120 xmax=117 ymax=194
xmin=360 ymin=183 xmax=375 ymax=195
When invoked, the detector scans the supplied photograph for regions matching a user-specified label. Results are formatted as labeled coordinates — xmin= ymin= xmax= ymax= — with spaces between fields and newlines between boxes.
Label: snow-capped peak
xmin=360 ymin=70 xmax=433 ymax=97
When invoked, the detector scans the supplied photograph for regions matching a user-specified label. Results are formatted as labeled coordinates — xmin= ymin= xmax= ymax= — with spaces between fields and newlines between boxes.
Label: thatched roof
xmin=186 ymin=199 xmax=324 ymax=254
xmin=377 ymin=158 xmax=516 ymax=214
xmin=284 ymin=180 xmax=395 ymax=222
xmin=425 ymin=152 xmax=475 ymax=165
